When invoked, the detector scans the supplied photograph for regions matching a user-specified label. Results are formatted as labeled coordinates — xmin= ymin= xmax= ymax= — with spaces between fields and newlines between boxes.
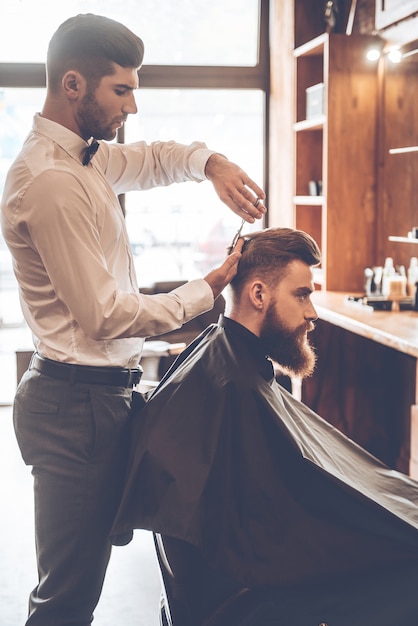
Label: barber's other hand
xmin=205 ymin=154 xmax=266 ymax=222
xmin=204 ymin=238 xmax=244 ymax=300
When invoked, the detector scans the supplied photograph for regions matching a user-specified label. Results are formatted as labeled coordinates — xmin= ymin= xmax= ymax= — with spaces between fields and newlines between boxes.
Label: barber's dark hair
xmin=47 ymin=14 xmax=144 ymax=92
xmin=230 ymin=227 xmax=321 ymax=301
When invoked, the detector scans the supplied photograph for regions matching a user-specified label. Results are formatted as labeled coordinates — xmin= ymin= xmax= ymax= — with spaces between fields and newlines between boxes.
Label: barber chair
xmin=153 ymin=534 xmax=276 ymax=626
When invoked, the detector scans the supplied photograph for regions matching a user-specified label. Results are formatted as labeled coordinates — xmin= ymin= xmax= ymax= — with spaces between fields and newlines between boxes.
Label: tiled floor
xmin=0 ymin=324 xmax=161 ymax=626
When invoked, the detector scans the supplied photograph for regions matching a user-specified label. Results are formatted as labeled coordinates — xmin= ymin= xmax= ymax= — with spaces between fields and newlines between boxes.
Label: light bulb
xmin=388 ymin=49 xmax=402 ymax=63
xmin=366 ymin=48 xmax=380 ymax=61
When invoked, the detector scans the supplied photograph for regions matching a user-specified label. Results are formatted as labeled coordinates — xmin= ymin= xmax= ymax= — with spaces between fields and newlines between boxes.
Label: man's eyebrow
xmin=114 ymin=82 xmax=138 ymax=91
xmin=294 ymin=286 xmax=313 ymax=295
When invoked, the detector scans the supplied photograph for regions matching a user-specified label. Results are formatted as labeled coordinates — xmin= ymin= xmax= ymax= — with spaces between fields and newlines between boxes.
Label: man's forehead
xmin=107 ymin=64 xmax=139 ymax=88
xmin=279 ymin=260 xmax=315 ymax=288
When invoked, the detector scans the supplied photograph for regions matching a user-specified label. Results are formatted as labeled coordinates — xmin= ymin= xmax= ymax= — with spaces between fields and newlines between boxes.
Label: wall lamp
xmin=366 ymin=48 xmax=381 ymax=61
xmin=366 ymin=46 xmax=418 ymax=63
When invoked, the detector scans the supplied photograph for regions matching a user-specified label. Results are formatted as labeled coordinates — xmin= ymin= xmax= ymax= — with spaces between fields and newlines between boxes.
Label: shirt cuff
xmin=188 ymin=148 xmax=217 ymax=181
xmin=172 ymin=278 xmax=214 ymax=322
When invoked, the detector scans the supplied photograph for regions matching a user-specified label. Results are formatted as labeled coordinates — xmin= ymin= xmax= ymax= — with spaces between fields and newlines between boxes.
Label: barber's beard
xmin=78 ymin=92 xmax=116 ymax=141
xmin=260 ymin=305 xmax=317 ymax=379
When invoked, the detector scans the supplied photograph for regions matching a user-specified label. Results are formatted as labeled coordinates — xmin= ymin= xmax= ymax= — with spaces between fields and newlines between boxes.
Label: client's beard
xmin=260 ymin=304 xmax=317 ymax=379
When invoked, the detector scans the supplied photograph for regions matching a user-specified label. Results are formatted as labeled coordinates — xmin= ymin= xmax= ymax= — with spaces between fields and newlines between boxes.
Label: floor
xmin=0 ymin=324 xmax=162 ymax=626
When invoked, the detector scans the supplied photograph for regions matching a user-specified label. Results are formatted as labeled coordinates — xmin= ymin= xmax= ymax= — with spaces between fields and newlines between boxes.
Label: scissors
xmin=227 ymin=197 xmax=266 ymax=254
xmin=227 ymin=218 xmax=246 ymax=255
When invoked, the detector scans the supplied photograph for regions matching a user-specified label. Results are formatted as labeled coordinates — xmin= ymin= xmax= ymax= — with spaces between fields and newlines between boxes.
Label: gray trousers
xmin=13 ymin=365 xmax=133 ymax=626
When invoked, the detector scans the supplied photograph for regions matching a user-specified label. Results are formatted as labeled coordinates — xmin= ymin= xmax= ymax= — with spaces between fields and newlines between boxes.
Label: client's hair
xmin=46 ymin=13 xmax=145 ymax=92
xmin=230 ymin=227 xmax=321 ymax=302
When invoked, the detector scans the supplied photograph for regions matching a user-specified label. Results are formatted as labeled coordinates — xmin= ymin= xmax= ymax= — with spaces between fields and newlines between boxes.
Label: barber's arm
xmin=103 ymin=141 xmax=266 ymax=223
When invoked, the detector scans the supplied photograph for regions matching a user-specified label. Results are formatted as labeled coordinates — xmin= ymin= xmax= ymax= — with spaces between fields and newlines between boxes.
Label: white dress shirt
xmin=1 ymin=114 xmax=215 ymax=367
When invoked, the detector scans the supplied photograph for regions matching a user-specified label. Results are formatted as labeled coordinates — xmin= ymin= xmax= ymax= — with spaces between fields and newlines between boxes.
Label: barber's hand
xmin=204 ymin=238 xmax=244 ymax=300
xmin=205 ymin=154 xmax=266 ymax=222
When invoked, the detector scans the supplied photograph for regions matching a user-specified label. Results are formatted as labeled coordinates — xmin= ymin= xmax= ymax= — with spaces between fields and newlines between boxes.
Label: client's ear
xmin=249 ymin=280 xmax=268 ymax=311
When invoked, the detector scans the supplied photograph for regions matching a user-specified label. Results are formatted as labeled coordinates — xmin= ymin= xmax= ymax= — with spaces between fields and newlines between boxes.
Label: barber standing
xmin=0 ymin=13 xmax=265 ymax=626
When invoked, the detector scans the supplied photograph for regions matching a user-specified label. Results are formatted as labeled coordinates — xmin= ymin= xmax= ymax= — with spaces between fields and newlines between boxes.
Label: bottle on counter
xmin=407 ymin=257 xmax=418 ymax=298
xmin=381 ymin=257 xmax=395 ymax=297
xmin=387 ymin=274 xmax=407 ymax=299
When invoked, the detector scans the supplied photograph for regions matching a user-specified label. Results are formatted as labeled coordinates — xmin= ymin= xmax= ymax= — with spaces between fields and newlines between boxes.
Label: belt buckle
xmin=129 ymin=367 xmax=142 ymax=387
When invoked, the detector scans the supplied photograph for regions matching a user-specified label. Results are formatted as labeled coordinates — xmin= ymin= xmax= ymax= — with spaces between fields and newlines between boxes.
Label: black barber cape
xmin=112 ymin=316 xmax=418 ymax=624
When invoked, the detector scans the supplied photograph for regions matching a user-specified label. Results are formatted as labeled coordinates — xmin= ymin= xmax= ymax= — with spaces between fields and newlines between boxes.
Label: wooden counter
xmin=302 ymin=291 xmax=418 ymax=478
xmin=312 ymin=291 xmax=418 ymax=358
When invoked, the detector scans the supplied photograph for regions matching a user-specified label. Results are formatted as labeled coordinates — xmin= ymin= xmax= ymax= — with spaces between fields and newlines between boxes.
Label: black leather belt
xmin=32 ymin=353 xmax=142 ymax=387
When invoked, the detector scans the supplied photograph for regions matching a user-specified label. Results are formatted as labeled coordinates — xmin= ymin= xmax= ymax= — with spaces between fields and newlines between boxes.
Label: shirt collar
xmin=32 ymin=113 xmax=92 ymax=164
xmin=218 ymin=315 xmax=275 ymax=382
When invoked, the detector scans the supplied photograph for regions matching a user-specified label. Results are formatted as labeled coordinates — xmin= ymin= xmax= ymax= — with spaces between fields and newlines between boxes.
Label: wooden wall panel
xmin=325 ymin=34 xmax=380 ymax=291
xmin=377 ymin=52 xmax=418 ymax=269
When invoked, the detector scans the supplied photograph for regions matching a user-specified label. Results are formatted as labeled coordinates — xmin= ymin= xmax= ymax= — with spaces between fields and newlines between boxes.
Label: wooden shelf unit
xmin=389 ymin=237 xmax=418 ymax=244
xmin=293 ymin=32 xmax=383 ymax=292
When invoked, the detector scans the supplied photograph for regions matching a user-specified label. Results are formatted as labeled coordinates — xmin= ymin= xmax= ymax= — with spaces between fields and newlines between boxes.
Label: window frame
xmin=0 ymin=0 xmax=270 ymax=206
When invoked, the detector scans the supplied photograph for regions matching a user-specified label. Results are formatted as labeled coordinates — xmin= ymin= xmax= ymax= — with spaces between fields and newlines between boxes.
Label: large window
xmin=124 ymin=88 xmax=265 ymax=285
xmin=0 ymin=0 xmax=268 ymax=322
xmin=0 ymin=0 xmax=261 ymax=65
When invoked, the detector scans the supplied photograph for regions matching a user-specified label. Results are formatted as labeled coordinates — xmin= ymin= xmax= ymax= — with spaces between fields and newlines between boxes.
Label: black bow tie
xmin=82 ymin=140 xmax=100 ymax=166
